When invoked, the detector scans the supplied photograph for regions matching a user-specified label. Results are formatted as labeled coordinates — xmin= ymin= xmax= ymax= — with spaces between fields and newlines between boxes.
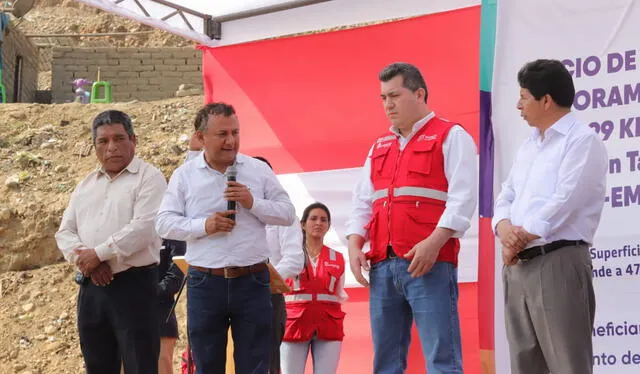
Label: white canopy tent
xmin=75 ymin=0 xmax=479 ymax=46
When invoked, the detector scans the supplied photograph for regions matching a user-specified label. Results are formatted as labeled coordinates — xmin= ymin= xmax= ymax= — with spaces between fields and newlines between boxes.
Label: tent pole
xmin=215 ymin=0 xmax=332 ymax=22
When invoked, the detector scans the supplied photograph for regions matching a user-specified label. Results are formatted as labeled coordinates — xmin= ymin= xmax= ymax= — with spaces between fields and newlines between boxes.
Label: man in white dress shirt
xmin=493 ymin=59 xmax=608 ymax=374
xmin=253 ymin=156 xmax=305 ymax=374
xmin=156 ymin=102 xmax=296 ymax=374
xmin=185 ymin=128 xmax=305 ymax=374
xmin=346 ymin=62 xmax=478 ymax=373
xmin=56 ymin=110 xmax=167 ymax=374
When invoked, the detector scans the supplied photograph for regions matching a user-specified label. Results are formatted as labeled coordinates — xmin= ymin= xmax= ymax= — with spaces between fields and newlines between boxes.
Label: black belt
xmin=387 ymin=245 xmax=397 ymax=259
xmin=74 ymin=264 xmax=157 ymax=286
xmin=121 ymin=263 xmax=157 ymax=273
xmin=517 ymin=240 xmax=587 ymax=261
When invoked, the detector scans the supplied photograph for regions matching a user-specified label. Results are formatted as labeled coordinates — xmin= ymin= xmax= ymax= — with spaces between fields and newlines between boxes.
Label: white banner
xmin=493 ymin=1 xmax=640 ymax=373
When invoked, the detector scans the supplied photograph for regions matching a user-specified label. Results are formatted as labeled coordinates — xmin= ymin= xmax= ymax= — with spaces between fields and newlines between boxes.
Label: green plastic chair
xmin=0 ymin=69 xmax=6 ymax=103
xmin=90 ymin=81 xmax=113 ymax=104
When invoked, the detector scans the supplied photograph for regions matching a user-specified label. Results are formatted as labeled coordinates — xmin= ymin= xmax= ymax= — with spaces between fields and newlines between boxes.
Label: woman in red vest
xmin=281 ymin=202 xmax=348 ymax=374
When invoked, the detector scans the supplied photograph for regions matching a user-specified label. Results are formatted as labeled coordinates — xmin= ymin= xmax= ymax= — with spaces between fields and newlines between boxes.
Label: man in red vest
xmin=346 ymin=62 xmax=477 ymax=374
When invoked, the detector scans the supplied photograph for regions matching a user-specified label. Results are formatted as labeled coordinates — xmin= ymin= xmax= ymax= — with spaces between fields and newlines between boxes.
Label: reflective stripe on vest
xmin=286 ymin=293 xmax=312 ymax=301
xmin=327 ymin=249 xmax=337 ymax=292
xmin=328 ymin=276 xmax=336 ymax=292
xmin=372 ymin=186 xmax=448 ymax=203
xmin=285 ymin=293 xmax=340 ymax=303
xmin=318 ymin=294 xmax=340 ymax=302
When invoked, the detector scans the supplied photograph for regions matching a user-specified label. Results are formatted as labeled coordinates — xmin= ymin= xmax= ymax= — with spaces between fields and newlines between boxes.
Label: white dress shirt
xmin=55 ymin=156 xmax=167 ymax=274
xmin=185 ymin=150 xmax=304 ymax=275
xmin=492 ymin=112 xmax=608 ymax=247
xmin=155 ymin=152 xmax=296 ymax=268
xmin=266 ymin=224 xmax=305 ymax=280
xmin=345 ymin=112 xmax=478 ymax=239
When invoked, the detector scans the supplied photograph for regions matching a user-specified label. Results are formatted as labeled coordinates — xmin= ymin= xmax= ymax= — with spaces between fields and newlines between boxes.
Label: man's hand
xmin=90 ymin=263 xmax=114 ymax=286
xmin=496 ymin=220 xmax=528 ymax=252
xmin=514 ymin=227 xmax=540 ymax=244
xmin=496 ymin=221 xmax=542 ymax=266
xmin=347 ymin=235 xmax=370 ymax=287
xmin=404 ymin=238 xmax=441 ymax=278
xmin=405 ymin=228 xmax=452 ymax=278
xmin=502 ymin=245 xmax=519 ymax=266
xmin=74 ymin=248 xmax=101 ymax=276
xmin=224 ymin=181 xmax=254 ymax=209
xmin=205 ymin=210 xmax=236 ymax=234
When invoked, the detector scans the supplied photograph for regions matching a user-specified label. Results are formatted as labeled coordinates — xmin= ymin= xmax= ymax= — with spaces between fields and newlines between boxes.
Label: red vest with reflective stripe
xmin=283 ymin=246 xmax=346 ymax=342
xmin=366 ymin=117 xmax=460 ymax=265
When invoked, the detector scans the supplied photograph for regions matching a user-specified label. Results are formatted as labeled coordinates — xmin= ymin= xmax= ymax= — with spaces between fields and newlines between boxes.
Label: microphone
xmin=225 ymin=164 xmax=238 ymax=221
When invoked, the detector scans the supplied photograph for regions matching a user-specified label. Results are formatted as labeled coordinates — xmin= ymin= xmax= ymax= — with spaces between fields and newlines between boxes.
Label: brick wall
xmin=1 ymin=25 xmax=39 ymax=103
xmin=51 ymin=47 xmax=202 ymax=103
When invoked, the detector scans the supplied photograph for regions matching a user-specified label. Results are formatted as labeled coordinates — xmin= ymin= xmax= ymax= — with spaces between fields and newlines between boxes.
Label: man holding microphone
xmin=156 ymin=103 xmax=296 ymax=374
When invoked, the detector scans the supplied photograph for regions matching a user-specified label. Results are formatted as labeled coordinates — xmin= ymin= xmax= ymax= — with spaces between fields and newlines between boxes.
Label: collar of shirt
xmin=389 ymin=111 xmax=436 ymax=141
xmin=530 ymin=112 xmax=576 ymax=146
xmin=194 ymin=151 xmax=246 ymax=173
xmin=96 ymin=156 xmax=142 ymax=181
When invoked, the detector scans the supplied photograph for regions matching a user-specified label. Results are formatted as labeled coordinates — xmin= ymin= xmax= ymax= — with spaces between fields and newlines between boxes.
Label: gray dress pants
xmin=503 ymin=243 xmax=595 ymax=374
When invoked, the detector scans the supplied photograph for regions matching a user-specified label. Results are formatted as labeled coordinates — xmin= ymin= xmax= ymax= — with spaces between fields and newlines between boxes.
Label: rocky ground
xmin=0 ymin=96 xmax=203 ymax=272
xmin=0 ymin=262 xmax=189 ymax=374
xmin=0 ymin=95 xmax=204 ymax=373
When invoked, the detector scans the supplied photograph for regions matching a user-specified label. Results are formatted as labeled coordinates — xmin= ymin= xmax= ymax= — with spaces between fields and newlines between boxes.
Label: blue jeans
xmin=187 ymin=267 xmax=272 ymax=374
xmin=369 ymin=259 xmax=462 ymax=374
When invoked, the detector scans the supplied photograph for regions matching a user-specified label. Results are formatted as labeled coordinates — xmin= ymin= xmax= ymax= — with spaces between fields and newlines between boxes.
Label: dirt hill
xmin=0 ymin=261 xmax=190 ymax=374
xmin=20 ymin=0 xmax=193 ymax=49
xmin=0 ymin=96 xmax=204 ymax=272
xmin=0 ymin=96 xmax=204 ymax=373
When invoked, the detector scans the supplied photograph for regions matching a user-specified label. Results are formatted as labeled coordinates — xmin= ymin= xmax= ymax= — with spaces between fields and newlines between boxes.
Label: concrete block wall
xmin=1 ymin=25 xmax=39 ymax=103
xmin=36 ymin=46 xmax=53 ymax=72
xmin=51 ymin=47 xmax=202 ymax=103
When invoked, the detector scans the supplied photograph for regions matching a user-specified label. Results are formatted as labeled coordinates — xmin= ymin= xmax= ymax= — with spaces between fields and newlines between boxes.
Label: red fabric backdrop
xmin=200 ymin=6 xmax=480 ymax=174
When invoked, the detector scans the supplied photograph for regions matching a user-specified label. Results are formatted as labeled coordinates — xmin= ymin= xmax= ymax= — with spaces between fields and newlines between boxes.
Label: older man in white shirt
xmin=56 ymin=110 xmax=167 ymax=374
xmin=493 ymin=59 xmax=608 ymax=374
xmin=156 ymin=102 xmax=296 ymax=374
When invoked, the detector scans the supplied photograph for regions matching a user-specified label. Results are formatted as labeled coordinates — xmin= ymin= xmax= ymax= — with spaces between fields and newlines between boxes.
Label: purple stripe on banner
xmin=479 ymin=90 xmax=494 ymax=218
